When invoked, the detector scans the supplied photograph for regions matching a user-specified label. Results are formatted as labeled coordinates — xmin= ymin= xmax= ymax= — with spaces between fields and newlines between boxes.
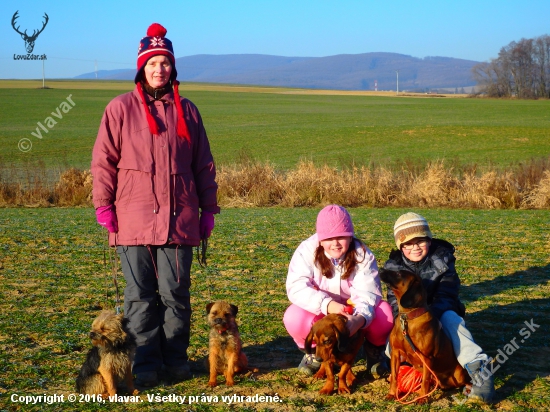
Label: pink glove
xmin=95 ymin=205 xmax=118 ymax=233
xmin=199 ymin=211 xmax=215 ymax=239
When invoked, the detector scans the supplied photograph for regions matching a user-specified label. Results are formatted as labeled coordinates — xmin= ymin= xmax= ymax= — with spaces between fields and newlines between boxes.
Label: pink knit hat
xmin=316 ymin=205 xmax=354 ymax=241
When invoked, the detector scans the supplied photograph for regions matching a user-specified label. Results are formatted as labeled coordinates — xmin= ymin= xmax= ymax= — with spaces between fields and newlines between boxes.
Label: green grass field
xmin=1 ymin=80 xmax=549 ymax=171
xmin=1 ymin=80 xmax=549 ymax=410
xmin=1 ymin=207 xmax=549 ymax=411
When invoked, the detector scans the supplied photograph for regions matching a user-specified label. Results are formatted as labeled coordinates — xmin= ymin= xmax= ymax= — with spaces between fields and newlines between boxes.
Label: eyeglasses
xmin=401 ymin=240 xmax=429 ymax=250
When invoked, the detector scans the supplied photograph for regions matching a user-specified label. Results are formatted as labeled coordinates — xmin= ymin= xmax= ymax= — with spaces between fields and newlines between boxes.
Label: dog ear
xmin=229 ymin=304 xmax=239 ymax=317
xmin=400 ymin=276 xmax=424 ymax=309
xmin=378 ymin=268 xmax=390 ymax=283
xmin=379 ymin=268 xmax=396 ymax=286
xmin=206 ymin=302 xmax=215 ymax=314
xmin=334 ymin=323 xmax=350 ymax=352
xmin=304 ymin=328 xmax=315 ymax=355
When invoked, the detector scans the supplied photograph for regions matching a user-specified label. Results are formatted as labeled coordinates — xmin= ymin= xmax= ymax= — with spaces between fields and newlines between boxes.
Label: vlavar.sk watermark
xmin=18 ymin=95 xmax=76 ymax=152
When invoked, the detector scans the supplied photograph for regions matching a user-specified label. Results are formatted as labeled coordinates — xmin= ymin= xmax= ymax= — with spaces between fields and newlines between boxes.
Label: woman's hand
xmin=95 ymin=205 xmax=118 ymax=233
xmin=199 ymin=211 xmax=215 ymax=239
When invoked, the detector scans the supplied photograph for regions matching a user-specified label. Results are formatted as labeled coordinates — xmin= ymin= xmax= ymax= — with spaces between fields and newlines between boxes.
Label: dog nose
xmin=214 ymin=318 xmax=224 ymax=325
xmin=89 ymin=332 xmax=99 ymax=340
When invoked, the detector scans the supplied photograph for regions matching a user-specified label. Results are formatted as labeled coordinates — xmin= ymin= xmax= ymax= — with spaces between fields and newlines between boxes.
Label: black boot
xmin=364 ymin=340 xmax=390 ymax=379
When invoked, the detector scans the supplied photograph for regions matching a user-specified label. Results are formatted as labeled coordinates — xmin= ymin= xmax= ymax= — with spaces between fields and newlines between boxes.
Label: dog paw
xmin=385 ymin=394 xmax=396 ymax=400
xmin=208 ymin=380 xmax=218 ymax=387
xmin=338 ymin=386 xmax=351 ymax=394
xmin=131 ymin=389 xmax=140 ymax=395
xmin=319 ymin=384 xmax=334 ymax=395
xmin=313 ymin=370 xmax=326 ymax=380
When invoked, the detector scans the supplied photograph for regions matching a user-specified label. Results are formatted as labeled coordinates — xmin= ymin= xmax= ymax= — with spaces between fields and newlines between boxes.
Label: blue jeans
xmin=385 ymin=310 xmax=488 ymax=367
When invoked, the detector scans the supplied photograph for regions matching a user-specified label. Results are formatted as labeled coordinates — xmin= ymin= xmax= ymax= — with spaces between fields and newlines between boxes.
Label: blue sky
xmin=1 ymin=0 xmax=549 ymax=79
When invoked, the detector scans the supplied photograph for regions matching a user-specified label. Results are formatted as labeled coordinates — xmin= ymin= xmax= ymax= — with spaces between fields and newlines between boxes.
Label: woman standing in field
xmin=284 ymin=205 xmax=394 ymax=377
xmin=91 ymin=23 xmax=219 ymax=387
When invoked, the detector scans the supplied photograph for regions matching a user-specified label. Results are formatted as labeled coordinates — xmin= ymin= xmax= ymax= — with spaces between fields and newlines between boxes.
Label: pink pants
xmin=283 ymin=300 xmax=394 ymax=349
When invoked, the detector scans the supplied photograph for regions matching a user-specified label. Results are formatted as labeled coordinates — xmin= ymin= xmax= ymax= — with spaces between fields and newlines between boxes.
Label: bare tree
xmin=472 ymin=34 xmax=550 ymax=98
xmin=534 ymin=35 xmax=550 ymax=98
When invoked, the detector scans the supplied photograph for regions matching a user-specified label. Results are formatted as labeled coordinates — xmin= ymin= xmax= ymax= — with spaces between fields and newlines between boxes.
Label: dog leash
xmin=196 ymin=237 xmax=208 ymax=267
xmin=103 ymin=231 xmax=122 ymax=315
xmin=396 ymin=314 xmax=440 ymax=405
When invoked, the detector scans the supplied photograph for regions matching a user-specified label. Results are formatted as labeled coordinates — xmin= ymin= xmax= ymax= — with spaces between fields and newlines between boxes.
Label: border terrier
xmin=206 ymin=301 xmax=257 ymax=387
xmin=76 ymin=311 xmax=138 ymax=396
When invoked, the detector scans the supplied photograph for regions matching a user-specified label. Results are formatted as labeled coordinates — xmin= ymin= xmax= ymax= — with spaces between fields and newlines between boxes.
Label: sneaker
xmin=163 ymin=363 xmax=191 ymax=382
xmin=298 ymin=354 xmax=322 ymax=376
xmin=370 ymin=361 xmax=390 ymax=380
xmin=134 ymin=371 xmax=159 ymax=388
xmin=364 ymin=340 xmax=390 ymax=379
xmin=465 ymin=358 xmax=496 ymax=404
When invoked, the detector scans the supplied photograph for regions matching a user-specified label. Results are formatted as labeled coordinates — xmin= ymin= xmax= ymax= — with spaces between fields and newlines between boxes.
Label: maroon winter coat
xmin=91 ymin=86 xmax=219 ymax=247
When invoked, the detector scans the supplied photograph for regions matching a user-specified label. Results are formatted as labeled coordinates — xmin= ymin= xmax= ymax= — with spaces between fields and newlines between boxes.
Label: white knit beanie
xmin=393 ymin=212 xmax=432 ymax=248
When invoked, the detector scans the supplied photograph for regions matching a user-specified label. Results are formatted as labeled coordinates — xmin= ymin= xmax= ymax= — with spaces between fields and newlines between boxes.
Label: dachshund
xmin=304 ymin=314 xmax=364 ymax=394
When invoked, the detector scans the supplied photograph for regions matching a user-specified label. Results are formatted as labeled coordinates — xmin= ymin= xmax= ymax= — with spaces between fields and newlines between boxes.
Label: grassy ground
xmin=1 ymin=80 xmax=549 ymax=171
xmin=0 ymin=207 xmax=548 ymax=411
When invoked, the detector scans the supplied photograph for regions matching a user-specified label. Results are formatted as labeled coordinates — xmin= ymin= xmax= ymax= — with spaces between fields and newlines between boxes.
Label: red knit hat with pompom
xmin=135 ymin=23 xmax=189 ymax=141
xmin=135 ymin=23 xmax=176 ymax=83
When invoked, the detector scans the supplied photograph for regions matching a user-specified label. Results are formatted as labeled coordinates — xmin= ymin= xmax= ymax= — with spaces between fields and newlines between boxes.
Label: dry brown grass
xmin=0 ymin=165 xmax=92 ymax=207
xmin=2 ymin=158 xmax=550 ymax=209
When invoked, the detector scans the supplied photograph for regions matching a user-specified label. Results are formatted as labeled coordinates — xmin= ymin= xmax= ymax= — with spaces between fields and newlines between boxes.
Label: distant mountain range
xmin=75 ymin=52 xmax=479 ymax=91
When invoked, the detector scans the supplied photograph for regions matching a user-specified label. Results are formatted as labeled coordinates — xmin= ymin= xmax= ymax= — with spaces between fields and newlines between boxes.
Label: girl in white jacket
xmin=284 ymin=205 xmax=394 ymax=376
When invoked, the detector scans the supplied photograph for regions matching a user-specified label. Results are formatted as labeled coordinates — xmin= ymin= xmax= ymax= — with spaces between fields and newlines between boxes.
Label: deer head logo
xmin=11 ymin=11 xmax=49 ymax=54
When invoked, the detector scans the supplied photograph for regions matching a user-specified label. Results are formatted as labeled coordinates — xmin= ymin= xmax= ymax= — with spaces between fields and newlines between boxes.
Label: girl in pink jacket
xmin=91 ymin=23 xmax=219 ymax=388
xmin=284 ymin=205 xmax=393 ymax=377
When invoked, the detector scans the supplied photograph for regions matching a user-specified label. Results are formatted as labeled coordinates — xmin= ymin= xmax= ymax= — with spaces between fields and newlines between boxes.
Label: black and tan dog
xmin=304 ymin=314 xmax=364 ymax=395
xmin=76 ymin=311 xmax=138 ymax=396
xmin=379 ymin=269 xmax=469 ymax=403
xmin=206 ymin=301 xmax=257 ymax=387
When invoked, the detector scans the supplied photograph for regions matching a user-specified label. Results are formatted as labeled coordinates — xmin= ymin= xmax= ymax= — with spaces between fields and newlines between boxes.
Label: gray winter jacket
xmin=383 ymin=238 xmax=466 ymax=320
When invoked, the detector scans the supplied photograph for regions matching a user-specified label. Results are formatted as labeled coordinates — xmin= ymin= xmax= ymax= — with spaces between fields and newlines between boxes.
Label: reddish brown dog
xmin=304 ymin=314 xmax=364 ymax=395
xmin=379 ymin=269 xmax=470 ymax=403
xmin=206 ymin=301 xmax=257 ymax=387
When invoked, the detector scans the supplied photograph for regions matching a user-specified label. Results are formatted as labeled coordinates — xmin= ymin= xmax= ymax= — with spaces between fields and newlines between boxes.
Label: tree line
xmin=472 ymin=35 xmax=550 ymax=98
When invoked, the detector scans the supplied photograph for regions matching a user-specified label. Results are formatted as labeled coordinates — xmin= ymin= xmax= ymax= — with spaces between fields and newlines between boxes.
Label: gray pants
xmin=117 ymin=244 xmax=192 ymax=374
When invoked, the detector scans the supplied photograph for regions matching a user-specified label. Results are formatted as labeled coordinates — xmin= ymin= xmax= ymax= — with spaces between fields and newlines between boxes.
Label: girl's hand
xmin=327 ymin=300 xmax=348 ymax=315
xmin=344 ymin=315 xmax=366 ymax=336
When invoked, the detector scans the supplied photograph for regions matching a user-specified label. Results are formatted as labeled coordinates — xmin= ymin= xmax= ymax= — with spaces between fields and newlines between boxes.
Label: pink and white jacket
xmin=91 ymin=86 xmax=219 ymax=247
xmin=286 ymin=234 xmax=382 ymax=326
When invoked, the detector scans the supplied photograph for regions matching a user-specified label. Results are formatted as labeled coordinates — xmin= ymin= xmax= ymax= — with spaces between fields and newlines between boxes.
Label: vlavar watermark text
xmin=18 ymin=95 xmax=76 ymax=153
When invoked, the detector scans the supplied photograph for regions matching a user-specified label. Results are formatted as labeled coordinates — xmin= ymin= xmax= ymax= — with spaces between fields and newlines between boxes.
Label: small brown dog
xmin=379 ymin=269 xmax=470 ymax=403
xmin=206 ymin=301 xmax=257 ymax=387
xmin=76 ymin=311 xmax=138 ymax=396
xmin=304 ymin=314 xmax=364 ymax=395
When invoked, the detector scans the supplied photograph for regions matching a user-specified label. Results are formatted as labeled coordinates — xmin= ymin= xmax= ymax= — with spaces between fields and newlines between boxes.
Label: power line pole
xmin=396 ymin=70 xmax=399 ymax=95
